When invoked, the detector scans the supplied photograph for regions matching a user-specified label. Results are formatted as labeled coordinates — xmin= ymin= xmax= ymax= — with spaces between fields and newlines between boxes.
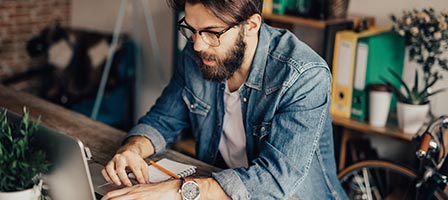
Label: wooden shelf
xmin=332 ymin=114 xmax=416 ymax=170
xmin=263 ymin=13 xmax=375 ymax=29
xmin=332 ymin=115 xmax=413 ymax=141
xmin=263 ymin=13 xmax=331 ymax=29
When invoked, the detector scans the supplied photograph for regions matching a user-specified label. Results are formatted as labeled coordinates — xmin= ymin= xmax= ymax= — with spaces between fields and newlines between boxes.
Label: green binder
xmin=272 ymin=0 xmax=288 ymax=15
xmin=350 ymin=32 xmax=405 ymax=121
xmin=273 ymin=0 xmax=298 ymax=15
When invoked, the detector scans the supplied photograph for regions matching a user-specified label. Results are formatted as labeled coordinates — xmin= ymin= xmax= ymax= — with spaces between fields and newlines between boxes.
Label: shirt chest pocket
xmin=182 ymin=87 xmax=211 ymax=116
xmin=252 ymin=122 xmax=271 ymax=141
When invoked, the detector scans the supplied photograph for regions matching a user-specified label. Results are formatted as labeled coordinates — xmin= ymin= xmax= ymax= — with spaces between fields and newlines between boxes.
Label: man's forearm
xmin=196 ymin=177 xmax=231 ymax=200
xmin=118 ymin=135 xmax=155 ymax=158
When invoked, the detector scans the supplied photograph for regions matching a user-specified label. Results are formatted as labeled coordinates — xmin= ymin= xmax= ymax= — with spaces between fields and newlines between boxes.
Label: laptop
xmin=3 ymin=109 xmax=120 ymax=200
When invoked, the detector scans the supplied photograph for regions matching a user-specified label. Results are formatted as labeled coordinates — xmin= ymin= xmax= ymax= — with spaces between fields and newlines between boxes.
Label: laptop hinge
xmin=84 ymin=147 xmax=93 ymax=161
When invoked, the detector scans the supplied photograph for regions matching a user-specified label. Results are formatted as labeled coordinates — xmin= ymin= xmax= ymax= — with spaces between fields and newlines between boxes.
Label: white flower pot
xmin=397 ymin=102 xmax=429 ymax=134
xmin=0 ymin=181 xmax=42 ymax=200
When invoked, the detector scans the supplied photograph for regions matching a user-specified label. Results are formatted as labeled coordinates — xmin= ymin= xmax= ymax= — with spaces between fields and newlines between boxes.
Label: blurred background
xmin=0 ymin=0 xmax=447 ymax=132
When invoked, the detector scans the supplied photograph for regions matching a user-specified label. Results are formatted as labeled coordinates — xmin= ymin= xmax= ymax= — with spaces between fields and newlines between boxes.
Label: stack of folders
xmin=330 ymin=27 xmax=405 ymax=121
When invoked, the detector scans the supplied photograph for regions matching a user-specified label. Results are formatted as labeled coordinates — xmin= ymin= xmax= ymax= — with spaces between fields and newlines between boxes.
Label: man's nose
xmin=193 ymin=35 xmax=210 ymax=52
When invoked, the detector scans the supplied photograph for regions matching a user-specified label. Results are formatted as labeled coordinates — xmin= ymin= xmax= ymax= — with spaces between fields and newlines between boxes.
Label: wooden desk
xmin=333 ymin=115 xmax=413 ymax=170
xmin=0 ymin=84 xmax=219 ymax=176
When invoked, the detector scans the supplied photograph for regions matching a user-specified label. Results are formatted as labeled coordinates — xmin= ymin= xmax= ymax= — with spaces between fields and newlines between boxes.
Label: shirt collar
xmin=244 ymin=23 xmax=270 ymax=91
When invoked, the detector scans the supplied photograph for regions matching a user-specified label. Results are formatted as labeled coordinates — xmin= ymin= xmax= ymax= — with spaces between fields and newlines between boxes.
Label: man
xmin=102 ymin=0 xmax=347 ymax=199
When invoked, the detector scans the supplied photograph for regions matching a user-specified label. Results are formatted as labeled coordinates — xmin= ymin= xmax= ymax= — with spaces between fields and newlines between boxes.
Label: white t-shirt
xmin=218 ymin=84 xmax=248 ymax=168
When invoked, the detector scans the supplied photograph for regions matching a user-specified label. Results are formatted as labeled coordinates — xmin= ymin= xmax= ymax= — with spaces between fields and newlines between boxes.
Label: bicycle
xmin=338 ymin=115 xmax=448 ymax=200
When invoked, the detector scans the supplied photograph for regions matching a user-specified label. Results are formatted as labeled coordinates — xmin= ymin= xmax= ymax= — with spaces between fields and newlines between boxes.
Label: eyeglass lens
xmin=178 ymin=26 xmax=220 ymax=47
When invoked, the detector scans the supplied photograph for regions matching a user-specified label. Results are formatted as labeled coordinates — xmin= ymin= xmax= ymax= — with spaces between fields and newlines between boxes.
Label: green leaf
xmin=412 ymin=70 xmax=419 ymax=95
xmin=20 ymin=129 xmax=27 ymax=136
xmin=0 ymin=107 xmax=50 ymax=192
xmin=420 ymin=88 xmax=448 ymax=99
xmin=381 ymin=77 xmax=409 ymax=103
xmin=389 ymin=69 xmax=412 ymax=98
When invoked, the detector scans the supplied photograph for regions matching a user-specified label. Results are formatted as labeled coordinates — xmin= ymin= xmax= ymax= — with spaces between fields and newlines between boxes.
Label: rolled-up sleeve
xmin=212 ymin=169 xmax=251 ymax=199
xmin=125 ymin=123 xmax=168 ymax=153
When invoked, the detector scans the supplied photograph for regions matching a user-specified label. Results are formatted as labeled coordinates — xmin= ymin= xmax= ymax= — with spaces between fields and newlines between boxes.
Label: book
xmin=128 ymin=158 xmax=197 ymax=183
xmin=330 ymin=27 xmax=387 ymax=119
xmin=263 ymin=0 xmax=273 ymax=14
xmin=323 ymin=20 xmax=354 ymax=68
xmin=350 ymin=31 xmax=405 ymax=121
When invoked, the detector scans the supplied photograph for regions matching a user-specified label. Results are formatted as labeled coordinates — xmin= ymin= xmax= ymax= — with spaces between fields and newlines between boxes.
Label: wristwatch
xmin=179 ymin=178 xmax=200 ymax=200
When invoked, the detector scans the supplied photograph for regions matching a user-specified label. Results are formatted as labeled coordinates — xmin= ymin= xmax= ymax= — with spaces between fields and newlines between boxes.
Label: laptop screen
xmin=4 ymin=109 xmax=96 ymax=200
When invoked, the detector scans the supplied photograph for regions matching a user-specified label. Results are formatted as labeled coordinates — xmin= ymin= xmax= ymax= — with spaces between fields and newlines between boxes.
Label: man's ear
xmin=245 ymin=14 xmax=262 ymax=36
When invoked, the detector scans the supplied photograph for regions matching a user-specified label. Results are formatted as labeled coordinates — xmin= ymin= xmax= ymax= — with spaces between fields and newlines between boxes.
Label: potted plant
xmin=383 ymin=69 xmax=446 ymax=134
xmin=0 ymin=108 xmax=50 ymax=200
xmin=390 ymin=8 xmax=448 ymax=117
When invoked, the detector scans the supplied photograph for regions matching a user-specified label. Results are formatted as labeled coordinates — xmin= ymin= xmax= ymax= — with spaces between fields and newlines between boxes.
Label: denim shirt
xmin=126 ymin=23 xmax=347 ymax=200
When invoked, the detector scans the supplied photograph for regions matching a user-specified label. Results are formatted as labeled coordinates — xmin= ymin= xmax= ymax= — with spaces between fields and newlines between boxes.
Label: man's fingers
xmin=116 ymin=157 xmax=132 ymax=186
xmin=105 ymin=161 xmax=122 ymax=186
xmin=117 ymin=169 xmax=132 ymax=187
xmin=142 ymin=164 xmax=150 ymax=184
xmin=101 ymin=151 xmax=149 ymax=187
xmin=101 ymin=168 xmax=112 ymax=183
xmin=129 ymin=166 xmax=146 ymax=184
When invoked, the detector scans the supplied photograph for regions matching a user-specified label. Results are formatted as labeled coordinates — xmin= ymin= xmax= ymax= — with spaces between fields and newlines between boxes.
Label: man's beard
xmin=195 ymin=29 xmax=246 ymax=82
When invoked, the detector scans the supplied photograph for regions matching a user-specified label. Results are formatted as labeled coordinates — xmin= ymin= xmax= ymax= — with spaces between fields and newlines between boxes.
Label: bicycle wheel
xmin=338 ymin=160 xmax=445 ymax=200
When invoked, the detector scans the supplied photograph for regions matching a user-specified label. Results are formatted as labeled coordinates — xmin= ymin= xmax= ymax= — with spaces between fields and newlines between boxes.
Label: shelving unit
xmin=262 ymin=13 xmax=419 ymax=171
xmin=333 ymin=115 xmax=413 ymax=170
xmin=263 ymin=13 xmax=375 ymax=29
xmin=262 ymin=13 xmax=375 ymax=69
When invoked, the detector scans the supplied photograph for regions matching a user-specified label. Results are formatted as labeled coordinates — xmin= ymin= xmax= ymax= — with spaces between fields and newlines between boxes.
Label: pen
xmin=148 ymin=159 xmax=181 ymax=179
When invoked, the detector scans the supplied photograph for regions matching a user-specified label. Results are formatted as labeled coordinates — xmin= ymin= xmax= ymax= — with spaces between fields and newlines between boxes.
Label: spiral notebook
xmin=129 ymin=158 xmax=197 ymax=183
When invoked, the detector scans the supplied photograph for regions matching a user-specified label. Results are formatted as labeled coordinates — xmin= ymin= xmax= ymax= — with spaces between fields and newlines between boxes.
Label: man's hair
xmin=168 ymin=0 xmax=263 ymax=25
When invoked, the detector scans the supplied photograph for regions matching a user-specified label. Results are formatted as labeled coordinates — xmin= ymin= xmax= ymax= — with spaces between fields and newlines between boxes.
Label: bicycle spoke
xmin=362 ymin=168 xmax=373 ymax=200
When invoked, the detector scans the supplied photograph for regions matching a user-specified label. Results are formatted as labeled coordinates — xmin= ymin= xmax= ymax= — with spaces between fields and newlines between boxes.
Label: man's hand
xmin=101 ymin=136 xmax=231 ymax=200
xmin=102 ymin=149 xmax=149 ymax=186
xmin=102 ymin=136 xmax=155 ymax=186
xmin=101 ymin=180 xmax=182 ymax=200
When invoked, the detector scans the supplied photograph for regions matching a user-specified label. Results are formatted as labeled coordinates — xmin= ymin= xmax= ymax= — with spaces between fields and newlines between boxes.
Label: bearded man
xmin=102 ymin=0 xmax=347 ymax=199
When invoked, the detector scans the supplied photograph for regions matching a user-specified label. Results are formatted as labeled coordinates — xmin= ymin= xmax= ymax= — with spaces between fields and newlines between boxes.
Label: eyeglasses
xmin=177 ymin=17 xmax=238 ymax=47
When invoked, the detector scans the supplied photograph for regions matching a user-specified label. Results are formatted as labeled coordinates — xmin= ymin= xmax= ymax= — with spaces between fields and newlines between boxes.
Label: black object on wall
xmin=284 ymin=0 xmax=331 ymax=20
xmin=10 ymin=24 xmax=137 ymax=131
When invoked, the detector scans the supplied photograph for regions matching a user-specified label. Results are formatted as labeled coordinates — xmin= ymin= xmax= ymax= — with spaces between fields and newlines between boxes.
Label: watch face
xmin=181 ymin=181 xmax=200 ymax=200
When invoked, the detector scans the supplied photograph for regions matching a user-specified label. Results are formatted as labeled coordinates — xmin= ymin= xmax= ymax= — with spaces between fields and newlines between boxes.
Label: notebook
xmin=129 ymin=158 xmax=197 ymax=183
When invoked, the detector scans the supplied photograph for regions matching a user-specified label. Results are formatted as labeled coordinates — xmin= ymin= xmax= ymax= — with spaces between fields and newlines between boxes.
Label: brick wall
xmin=0 ymin=0 xmax=71 ymax=80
